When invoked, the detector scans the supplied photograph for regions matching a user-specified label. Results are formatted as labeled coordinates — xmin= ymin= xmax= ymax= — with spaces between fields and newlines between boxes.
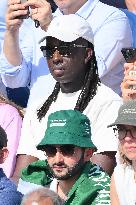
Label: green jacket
xmin=21 ymin=160 xmax=110 ymax=205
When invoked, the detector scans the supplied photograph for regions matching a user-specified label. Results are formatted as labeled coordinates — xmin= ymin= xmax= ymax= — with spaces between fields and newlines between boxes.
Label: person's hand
xmin=125 ymin=0 xmax=136 ymax=13
xmin=24 ymin=0 xmax=53 ymax=30
xmin=121 ymin=61 xmax=136 ymax=101
xmin=6 ymin=0 xmax=29 ymax=32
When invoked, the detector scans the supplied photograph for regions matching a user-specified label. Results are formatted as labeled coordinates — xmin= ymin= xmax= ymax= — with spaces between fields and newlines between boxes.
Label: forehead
xmin=29 ymin=197 xmax=54 ymax=205
xmin=46 ymin=36 xmax=88 ymax=46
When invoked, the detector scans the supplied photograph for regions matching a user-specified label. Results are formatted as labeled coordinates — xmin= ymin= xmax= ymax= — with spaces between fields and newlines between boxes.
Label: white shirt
xmin=0 ymin=0 xmax=132 ymax=106
xmin=17 ymin=83 xmax=122 ymax=159
xmin=114 ymin=164 xmax=136 ymax=205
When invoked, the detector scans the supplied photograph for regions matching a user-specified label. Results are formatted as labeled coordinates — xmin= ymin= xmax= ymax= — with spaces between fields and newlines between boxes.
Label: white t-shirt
xmin=17 ymin=84 xmax=122 ymax=159
xmin=114 ymin=164 xmax=136 ymax=205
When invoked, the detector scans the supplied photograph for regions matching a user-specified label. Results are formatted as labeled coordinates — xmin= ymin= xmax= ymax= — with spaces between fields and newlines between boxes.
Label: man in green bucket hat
xmin=18 ymin=110 xmax=110 ymax=204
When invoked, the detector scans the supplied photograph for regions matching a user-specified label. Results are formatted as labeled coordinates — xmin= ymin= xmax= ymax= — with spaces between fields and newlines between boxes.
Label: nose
xmin=124 ymin=130 xmax=133 ymax=141
xmin=55 ymin=150 xmax=64 ymax=163
xmin=52 ymin=50 xmax=63 ymax=63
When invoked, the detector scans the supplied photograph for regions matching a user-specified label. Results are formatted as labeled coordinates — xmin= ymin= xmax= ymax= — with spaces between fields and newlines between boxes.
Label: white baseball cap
xmin=40 ymin=14 xmax=94 ymax=44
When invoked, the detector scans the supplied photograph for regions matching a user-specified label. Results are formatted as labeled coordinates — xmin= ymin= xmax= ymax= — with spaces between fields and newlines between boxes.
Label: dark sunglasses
xmin=43 ymin=145 xmax=76 ymax=157
xmin=113 ymin=126 xmax=136 ymax=140
xmin=40 ymin=44 xmax=87 ymax=59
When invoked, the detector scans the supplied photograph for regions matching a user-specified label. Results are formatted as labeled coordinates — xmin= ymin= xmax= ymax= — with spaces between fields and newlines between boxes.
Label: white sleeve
xmin=0 ymin=21 xmax=34 ymax=88
xmin=94 ymin=10 xmax=132 ymax=77
xmin=17 ymin=106 xmax=45 ymax=160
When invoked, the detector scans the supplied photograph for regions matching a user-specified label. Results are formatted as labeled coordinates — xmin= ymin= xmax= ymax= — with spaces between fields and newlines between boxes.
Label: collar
xmin=54 ymin=0 xmax=99 ymax=20
xmin=67 ymin=162 xmax=92 ymax=198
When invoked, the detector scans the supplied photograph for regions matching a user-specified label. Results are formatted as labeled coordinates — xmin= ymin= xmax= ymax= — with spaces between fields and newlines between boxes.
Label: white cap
xmin=41 ymin=14 xmax=94 ymax=44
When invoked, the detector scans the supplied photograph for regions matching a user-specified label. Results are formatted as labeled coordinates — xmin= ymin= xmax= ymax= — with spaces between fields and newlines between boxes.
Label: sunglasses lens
xmin=46 ymin=48 xmax=54 ymax=58
xmin=44 ymin=145 xmax=57 ymax=157
xmin=60 ymin=145 xmax=75 ymax=156
xmin=44 ymin=145 xmax=75 ymax=157
xmin=59 ymin=46 xmax=71 ymax=56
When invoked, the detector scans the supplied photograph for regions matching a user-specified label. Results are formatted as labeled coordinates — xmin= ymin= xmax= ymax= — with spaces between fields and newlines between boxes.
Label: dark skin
xmin=11 ymin=37 xmax=116 ymax=184
xmin=46 ymin=37 xmax=89 ymax=93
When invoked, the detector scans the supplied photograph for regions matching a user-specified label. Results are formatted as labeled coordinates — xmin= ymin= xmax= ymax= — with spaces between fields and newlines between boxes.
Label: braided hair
xmin=37 ymin=42 xmax=100 ymax=121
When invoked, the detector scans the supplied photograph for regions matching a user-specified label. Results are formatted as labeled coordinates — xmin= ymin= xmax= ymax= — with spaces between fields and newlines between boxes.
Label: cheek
xmin=47 ymin=60 xmax=53 ymax=70
xmin=121 ymin=143 xmax=136 ymax=160
xmin=64 ymin=158 xmax=78 ymax=167
xmin=47 ymin=157 xmax=54 ymax=166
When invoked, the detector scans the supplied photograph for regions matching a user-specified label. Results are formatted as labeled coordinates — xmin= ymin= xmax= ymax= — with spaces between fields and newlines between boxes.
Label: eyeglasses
xmin=113 ymin=126 xmax=136 ymax=140
xmin=40 ymin=44 xmax=87 ymax=59
xmin=43 ymin=145 xmax=76 ymax=157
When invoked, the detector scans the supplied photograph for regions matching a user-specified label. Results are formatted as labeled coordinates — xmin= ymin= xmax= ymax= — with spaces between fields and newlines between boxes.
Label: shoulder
xmin=93 ymin=84 xmax=122 ymax=104
xmin=0 ymin=103 xmax=22 ymax=120
xmin=87 ymin=163 xmax=110 ymax=183
xmin=89 ymin=1 xmax=128 ymax=33
xmin=96 ymin=1 xmax=127 ymax=18
xmin=70 ymin=163 xmax=110 ymax=204
xmin=0 ymin=172 xmax=22 ymax=205
xmin=78 ymin=163 xmax=110 ymax=190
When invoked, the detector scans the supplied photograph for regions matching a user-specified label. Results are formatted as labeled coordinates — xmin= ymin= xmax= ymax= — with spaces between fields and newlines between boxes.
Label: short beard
xmin=48 ymin=151 xmax=85 ymax=180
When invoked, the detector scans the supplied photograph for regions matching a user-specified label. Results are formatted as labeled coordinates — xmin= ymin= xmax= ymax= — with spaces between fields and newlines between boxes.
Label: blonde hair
xmin=118 ymin=143 xmax=132 ymax=166
xmin=0 ymin=95 xmax=25 ymax=118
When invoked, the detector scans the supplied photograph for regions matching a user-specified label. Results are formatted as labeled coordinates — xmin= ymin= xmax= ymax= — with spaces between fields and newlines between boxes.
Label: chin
xmin=54 ymin=0 xmax=71 ymax=10
xmin=126 ymin=153 xmax=136 ymax=161
xmin=53 ymin=172 xmax=70 ymax=180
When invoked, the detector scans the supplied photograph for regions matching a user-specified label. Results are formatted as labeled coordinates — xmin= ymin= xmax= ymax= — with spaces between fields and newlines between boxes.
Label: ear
xmin=84 ymin=148 xmax=94 ymax=162
xmin=0 ymin=148 xmax=9 ymax=164
xmin=85 ymin=48 xmax=93 ymax=64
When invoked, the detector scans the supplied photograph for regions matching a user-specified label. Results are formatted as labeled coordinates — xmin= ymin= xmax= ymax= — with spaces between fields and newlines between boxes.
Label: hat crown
xmin=37 ymin=110 xmax=96 ymax=149
xmin=48 ymin=109 xmax=91 ymax=135
xmin=41 ymin=14 xmax=94 ymax=44
xmin=108 ymin=100 xmax=136 ymax=127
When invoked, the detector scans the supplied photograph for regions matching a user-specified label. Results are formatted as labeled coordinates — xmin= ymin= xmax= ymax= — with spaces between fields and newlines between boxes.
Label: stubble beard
xmin=48 ymin=152 xmax=85 ymax=180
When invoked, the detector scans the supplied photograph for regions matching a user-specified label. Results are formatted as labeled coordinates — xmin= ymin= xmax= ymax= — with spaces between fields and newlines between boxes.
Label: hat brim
xmin=108 ymin=119 xmax=136 ymax=127
xmin=37 ymin=132 xmax=97 ymax=150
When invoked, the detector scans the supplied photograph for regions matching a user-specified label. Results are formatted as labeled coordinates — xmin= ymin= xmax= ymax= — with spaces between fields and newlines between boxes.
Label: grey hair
xmin=21 ymin=188 xmax=63 ymax=205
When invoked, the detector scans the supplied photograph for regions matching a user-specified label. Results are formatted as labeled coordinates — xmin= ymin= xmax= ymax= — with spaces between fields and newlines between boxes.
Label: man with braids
xmin=14 ymin=14 xmax=122 ymax=183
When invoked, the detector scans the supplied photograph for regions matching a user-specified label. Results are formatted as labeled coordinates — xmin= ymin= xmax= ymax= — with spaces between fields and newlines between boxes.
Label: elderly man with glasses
xmin=18 ymin=109 xmax=110 ymax=205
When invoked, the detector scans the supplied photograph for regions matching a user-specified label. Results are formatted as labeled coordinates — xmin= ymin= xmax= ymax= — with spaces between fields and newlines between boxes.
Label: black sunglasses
xmin=43 ymin=145 xmax=76 ymax=157
xmin=40 ymin=44 xmax=87 ymax=59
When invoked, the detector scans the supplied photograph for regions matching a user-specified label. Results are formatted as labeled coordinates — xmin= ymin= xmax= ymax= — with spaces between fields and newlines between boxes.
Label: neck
xmin=61 ymin=0 xmax=87 ymax=15
xmin=60 ymin=76 xmax=85 ymax=93
xmin=57 ymin=174 xmax=80 ymax=200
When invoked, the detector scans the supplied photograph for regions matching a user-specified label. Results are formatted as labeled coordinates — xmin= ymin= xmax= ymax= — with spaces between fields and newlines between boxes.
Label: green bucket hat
xmin=37 ymin=110 xmax=96 ymax=150
xmin=108 ymin=100 xmax=136 ymax=127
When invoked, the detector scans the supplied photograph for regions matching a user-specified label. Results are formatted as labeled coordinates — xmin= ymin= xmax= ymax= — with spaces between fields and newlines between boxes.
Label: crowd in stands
xmin=0 ymin=0 xmax=136 ymax=204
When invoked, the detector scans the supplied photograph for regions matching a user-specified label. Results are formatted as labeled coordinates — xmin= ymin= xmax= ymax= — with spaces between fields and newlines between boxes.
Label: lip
xmin=126 ymin=146 xmax=136 ymax=151
xmin=53 ymin=68 xmax=65 ymax=77
xmin=53 ymin=166 xmax=66 ymax=171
